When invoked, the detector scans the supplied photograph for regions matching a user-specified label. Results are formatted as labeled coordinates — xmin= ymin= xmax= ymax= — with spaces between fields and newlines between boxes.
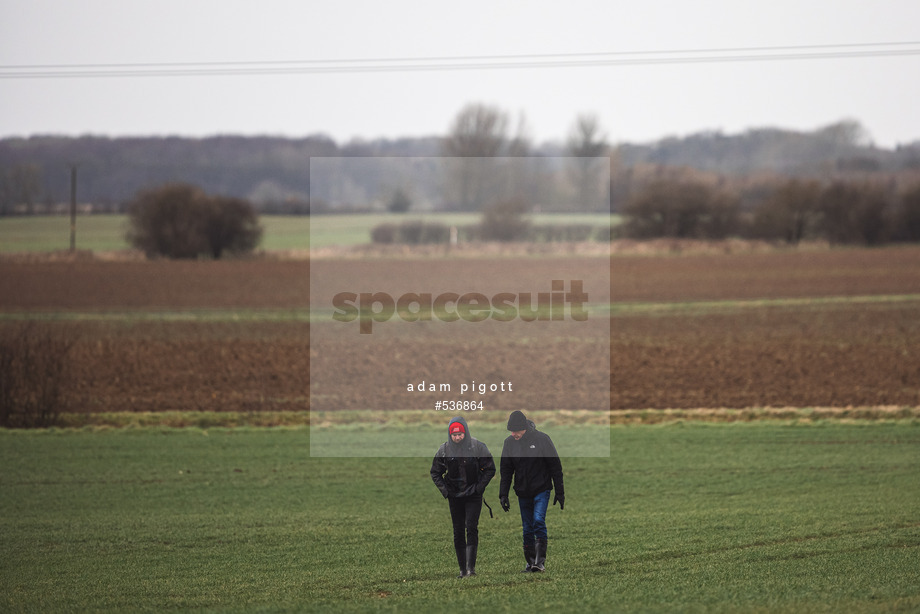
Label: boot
xmin=521 ymin=542 xmax=536 ymax=572
xmin=465 ymin=544 xmax=478 ymax=576
xmin=533 ymin=539 xmax=547 ymax=572
xmin=455 ymin=544 xmax=468 ymax=578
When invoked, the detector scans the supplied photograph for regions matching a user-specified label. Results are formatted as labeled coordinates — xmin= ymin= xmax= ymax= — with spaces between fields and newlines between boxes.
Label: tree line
xmin=620 ymin=174 xmax=920 ymax=245
xmin=5 ymin=102 xmax=920 ymax=251
xmin=2 ymin=106 xmax=919 ymax=216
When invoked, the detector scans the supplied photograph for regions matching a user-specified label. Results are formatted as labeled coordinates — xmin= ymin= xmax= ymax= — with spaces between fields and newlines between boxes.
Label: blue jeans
xmin=518 ymin=490 xmax=551 ymax=544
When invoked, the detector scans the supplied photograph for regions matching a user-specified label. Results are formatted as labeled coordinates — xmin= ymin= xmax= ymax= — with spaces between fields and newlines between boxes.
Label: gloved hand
xmin=499 ymin=495 xmax=510 ymax=512
xmin=553 ymin=494 xmax=565 ymax=510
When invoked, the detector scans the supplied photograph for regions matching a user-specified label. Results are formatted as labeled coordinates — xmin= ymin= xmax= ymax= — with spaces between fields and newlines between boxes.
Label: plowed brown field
xmin=2 ymin=246 xmax=919 ymax=413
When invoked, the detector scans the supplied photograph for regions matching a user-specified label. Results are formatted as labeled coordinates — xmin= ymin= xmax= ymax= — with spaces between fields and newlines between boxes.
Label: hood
xmin=448 ymin=415 xmax=471 ymax=437
xmin=517 ymin=419 xmax=538 ymax=439
xmin=447 ymin=415 xmax=474 ymax=450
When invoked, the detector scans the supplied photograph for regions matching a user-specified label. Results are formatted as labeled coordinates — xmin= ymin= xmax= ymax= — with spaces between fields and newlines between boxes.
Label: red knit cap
xmin=449 ymin=422 xmax=465 ymax=434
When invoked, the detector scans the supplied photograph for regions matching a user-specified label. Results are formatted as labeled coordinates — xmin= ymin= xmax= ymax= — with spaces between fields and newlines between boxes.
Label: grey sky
xmin=1 ymin=0 xmax=919 ymax=147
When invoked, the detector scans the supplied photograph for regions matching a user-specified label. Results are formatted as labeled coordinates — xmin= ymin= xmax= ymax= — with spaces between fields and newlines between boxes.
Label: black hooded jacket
xmin=499 ymin=419 xmax=564 ymax=499
xmin=430 ymin=416 xmax=496 ymax=499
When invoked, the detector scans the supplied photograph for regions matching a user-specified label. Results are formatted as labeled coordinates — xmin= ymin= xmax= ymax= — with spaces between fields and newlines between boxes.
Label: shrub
xmin=530 ymin=224 xmax=596 ymax=242
xmin=370 ymin=223 xmax=397 ymax=244
xmin=126 ymin=183 xmax=262 ymax=259
xmin=478 ymin=198 xmax=531 ymax=242
xmin=369 ymin=221 xmax=451 ymax=244
xmin=203 ymin=195 xmax=263 ymax=259
xmin=0 ymin=323 xmax=75 ymax=428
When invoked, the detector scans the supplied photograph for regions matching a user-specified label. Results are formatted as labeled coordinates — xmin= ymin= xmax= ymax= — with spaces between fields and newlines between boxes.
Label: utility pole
xmin=69 ymin=165 xmax=77 ymax=252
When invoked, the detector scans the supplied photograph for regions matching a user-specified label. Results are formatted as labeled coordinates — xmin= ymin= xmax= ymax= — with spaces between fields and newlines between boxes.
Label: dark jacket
xmin=499 ymin=419 xmax=564 ymax=499
xmin=430 ymin=416 xmax=496 ymax=499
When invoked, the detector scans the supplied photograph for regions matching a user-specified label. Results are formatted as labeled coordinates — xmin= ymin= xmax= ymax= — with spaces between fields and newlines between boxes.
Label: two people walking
xmin=430 ymin=410 xmax=565 ymax=578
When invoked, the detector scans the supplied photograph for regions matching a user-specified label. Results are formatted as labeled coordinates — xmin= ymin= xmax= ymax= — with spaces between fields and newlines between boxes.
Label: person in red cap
xmin=430 ymin=415 xmax=495 ymax=578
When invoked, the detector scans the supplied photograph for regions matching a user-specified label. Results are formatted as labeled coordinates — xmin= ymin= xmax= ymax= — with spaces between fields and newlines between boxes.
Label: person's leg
xmin=532 ymin=490 xmax=551 ymax=571
xmin=532 ymin=490 xmax=550 ymax=541
xmin=464 ymin=496 xmax=483 ymax=576
xmin=517 ymin=496 xmax=536 ymax=572
xmin=448 ymin=498 xmax=467 ymax=577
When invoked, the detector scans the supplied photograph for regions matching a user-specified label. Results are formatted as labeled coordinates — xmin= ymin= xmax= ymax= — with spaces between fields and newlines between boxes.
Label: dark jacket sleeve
xmin=543 ymin=435 xmax=564 ymax=497
xmin=475 ymin=441 xmax=496 ymax=495
xmin=430 ymin=446 xmax=450 ymax=498
xmin=498 ymin=439 xmax=513 ymax=498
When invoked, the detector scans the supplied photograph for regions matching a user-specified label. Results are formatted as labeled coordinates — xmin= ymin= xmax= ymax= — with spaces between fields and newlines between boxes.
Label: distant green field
xmin=0 ymin=213 xmax=617 ymax=253
xmin=2 ymin=423 xmax=918 ymax=613
xmin=0 ymin=214 xmax=129 ymax=252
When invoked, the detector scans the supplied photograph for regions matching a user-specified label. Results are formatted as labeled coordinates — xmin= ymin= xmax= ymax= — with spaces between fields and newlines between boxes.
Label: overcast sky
xmin=1 ymin=0 xmax=919 ymax=148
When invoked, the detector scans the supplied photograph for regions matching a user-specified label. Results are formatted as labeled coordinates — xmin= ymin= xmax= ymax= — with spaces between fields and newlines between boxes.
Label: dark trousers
xmin=448 ymin=495 xmax=483 ymax=550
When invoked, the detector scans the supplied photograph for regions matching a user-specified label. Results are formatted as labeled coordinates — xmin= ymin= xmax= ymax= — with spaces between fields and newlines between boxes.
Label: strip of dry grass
xmin=43 ymin=406 xmax=920 ymax=430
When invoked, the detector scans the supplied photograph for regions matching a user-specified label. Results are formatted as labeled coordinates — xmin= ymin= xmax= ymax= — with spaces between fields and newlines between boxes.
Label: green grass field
xmin=2 ymin=423 xmax=918 ymax=613
xmin=0 ymin=213 xmax=617 ymax=253
xmin=0 ymin=214 xmax=129 ymax=252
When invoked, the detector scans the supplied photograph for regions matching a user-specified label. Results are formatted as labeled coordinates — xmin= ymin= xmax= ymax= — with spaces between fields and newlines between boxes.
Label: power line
xmin=2 ymin=41 xmax=919 ymax=79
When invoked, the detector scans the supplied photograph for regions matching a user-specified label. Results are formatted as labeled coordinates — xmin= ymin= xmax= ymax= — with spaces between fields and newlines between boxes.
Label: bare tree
xmin=442 ymin=103 xmax=511 ymax=211
xmin=443 ymin=103 xmax=509 ymax=158
xmin=624 ymin=178 xmax=740 ymax=239
xmin=566 ymin=114 xmax=609 ymax=212
xmin=819 ymin=181 xmax=891 ymax=245
xmin=750 ymin=179 xmax=823 ymax=244
xmin=8 ymin=164 xmax=43 ymax=215
xmin=0 ymin=168 xmax=10 ymax=216
xmin=817 ymin=119 xmax=872 ymax=148
xmin=896 ymin=183 xmax=920 ymax=242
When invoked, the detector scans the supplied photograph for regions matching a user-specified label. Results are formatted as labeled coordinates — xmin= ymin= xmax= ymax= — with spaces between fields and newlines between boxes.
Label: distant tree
xmin=623 ymin=178 xmax=740 ymax=239
xmin=895 ymin=183 xmax=920 ymax=242
xmin=203 ymin=195 xmax=263 ymax=259
xmin=817 ymin=119 xmax=871 ymax=148
xmin=701 ymin=189 xmax=742 ymax=239
xmin=506 ymin=111 xmax=532 ymax=157
xmin=126 ymin=183 xmax=262 ymax=259
xmin=566 ymin=113 xmax=609 ymax=212
xmin=818 ymin=181 xmax=891 ymax=245
xmin=442 ymin=103 xmax=512 ymax=211
xmin=8 ymin=164 xmax=43 ymax=215
xmin=387 ymin=187 xmax=412 ymax=213
xmin=126 ymin=184 xmax=207 ymax=258
xmin=0 ymin=168 xmax=10 ymax=216
xmin=442 ymin=103 xmax=509 ymax=158
xmin=750 ymin=179 xmax=822 ymax=244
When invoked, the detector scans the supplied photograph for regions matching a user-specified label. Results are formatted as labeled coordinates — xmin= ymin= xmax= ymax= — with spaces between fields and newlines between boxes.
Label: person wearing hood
xmin=498 ymin=410 xmax=564 ymax=573
xmin=430 ymin=415 xmax=496 ymax=578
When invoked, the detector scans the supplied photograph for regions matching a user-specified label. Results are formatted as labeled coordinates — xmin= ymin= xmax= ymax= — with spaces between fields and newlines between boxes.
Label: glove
xmin=499 ymin=495 xmax=510 ymax=512
xmin=553 ymin=494 xmax=565 ymax=510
